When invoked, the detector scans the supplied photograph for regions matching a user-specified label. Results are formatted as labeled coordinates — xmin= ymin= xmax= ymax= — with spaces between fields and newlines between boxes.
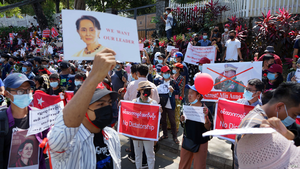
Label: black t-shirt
xmin=49 ymin=86 xmax=65 ymax=95
xmin=94 ymin=132 xmax=113 ymax=169
xmin=3 ymin=115 xmax=29 ymax=169
xmin=59 ymin=74 xmax=75 ymax=91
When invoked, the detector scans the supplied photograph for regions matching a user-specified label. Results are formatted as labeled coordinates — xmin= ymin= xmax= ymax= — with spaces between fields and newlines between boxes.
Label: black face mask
xmin=9 ymin=61 xmax=13 ymax=65
xmin=229 ymin=35 xmax=235 ymax=39
xmin=143 ymin=89 xmax=152 ymax=97
xmin=214 ymin=29 xmax=218 ymax=32
xmin=194 ymin=38 xmax=199 ymax=42
xmin=88 ymin=105 xmax=113 ymax=129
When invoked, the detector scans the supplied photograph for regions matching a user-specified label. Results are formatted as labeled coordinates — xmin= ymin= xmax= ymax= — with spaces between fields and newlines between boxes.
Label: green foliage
xmin=172 ymin=0 xmax=205 ymax=4
xmin=0 ymin=26 xmax=29 ymax=39
xmin=0 ymin=2 xmax=22 ymax=18
xmin=42 ymin=0 xmax=56 ymax=27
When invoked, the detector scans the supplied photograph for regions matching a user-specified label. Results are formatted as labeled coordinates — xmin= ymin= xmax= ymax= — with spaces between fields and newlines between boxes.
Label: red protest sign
xmin=33 ymin=90 xmax=65 ymax=109
xmin=43 ymin=29 xmax=50 ymax=38
xmin=51 ymin=27 xmax=59 ymax=38
xmin=65 ymin=91 xmax=74 ymax=103
xmin=118 ymin=101 xmax=160 ymax=141
xmin=214 ymin=98 xmax=254 ymax=142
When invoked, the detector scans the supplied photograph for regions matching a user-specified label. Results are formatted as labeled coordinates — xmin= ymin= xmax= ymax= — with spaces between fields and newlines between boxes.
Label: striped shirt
xmin=47 ymin=113 xmax=121 ymax=169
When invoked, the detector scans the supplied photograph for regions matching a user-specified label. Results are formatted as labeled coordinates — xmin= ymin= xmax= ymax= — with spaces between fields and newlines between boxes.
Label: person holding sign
xmin=72 ymin=15 xmax=106 ymax=57
xmin=179 ymin=85 xmax=212 ymax=169
xmin=233 ymin=82 xmax=300 ymax=169
xmin=131 ymin=81 xmax=159 ymax=169
xmin=1 ymin=73 xmax=48 ymax=169
xmin=47 ymin=49 xmax=121 ymax=169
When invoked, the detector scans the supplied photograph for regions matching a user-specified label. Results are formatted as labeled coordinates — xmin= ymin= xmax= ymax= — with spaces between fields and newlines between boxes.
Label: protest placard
xmin=170 ymin=48 xmax=179 ymax=57
xmin=118 ymin=100 xmax=160 ymax=141
xmin=62 ymin=10 xmax=140 ymax=62
xmin=27 ymin=101 xmax=64 ymax=136
xmin=166 ymin=45 xmax=175 ymax=52
xmin=157 ymin=83 xmax=169 ymax=94
xmin=202 ymin=61 xmax=262 ymax=101
xmin=213 ymin=98 xmax=254 ymax=142
xmin=139 ymin=43 xmax=144 ymax=51
xmin=183 ymin=43 xmax=216 ymax=65
xmin=182 ymin=105 xmax=205 ymax=123
xmin=8 ymin=129 xmax=39 ymax=169
xmin=65 ymin=91 xmax=74 ymax=103
xmin=202 ymin=128 xmax=276 ymax=137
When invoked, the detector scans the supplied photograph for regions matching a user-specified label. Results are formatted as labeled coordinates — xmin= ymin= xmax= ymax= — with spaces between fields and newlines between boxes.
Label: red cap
xmin=173 ymin=63 xmax=183 ymax=69
xmin=161 ymin=66 xmax=171 ymax=73
xmin=197 ymin=57 xmax=211 ymax=64
xmin=225 ymin=24 xmax=230 ymax=27
xmin=267 ymin=64 xmax=282 ymax=74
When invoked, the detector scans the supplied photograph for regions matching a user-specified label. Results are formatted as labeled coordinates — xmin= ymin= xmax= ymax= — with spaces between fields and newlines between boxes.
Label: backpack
xmin=0 ymin=108 xmax=8 ymax=169
xmin=172 ymin=18 xmax=178 ymax=29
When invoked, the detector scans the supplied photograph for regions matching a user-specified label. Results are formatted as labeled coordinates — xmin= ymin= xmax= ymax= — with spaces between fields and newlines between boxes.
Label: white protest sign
xmin=157 ymin=84 xmax=169 ymax=94
xmin=183 ymin=105 xmax=205 ymax=123
xmin=202 ymin=128 xmax=276 ymax=137
xmin=295 ymin=69 xmax=300 ymax=81
xmin=62 ymin=10 xmax=140 ymax=62
xmin=139 ymin=43 xmax=144 ymax=51
xmin=184 ymin=43 xmax=216 ymax=65
xmin=27 ymin=101 xmax=64 ymax=136
xmin=167 ymin=45 xmax=175 ymax=52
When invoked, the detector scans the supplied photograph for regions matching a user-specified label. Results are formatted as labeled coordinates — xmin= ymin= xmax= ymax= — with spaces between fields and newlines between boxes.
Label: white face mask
xmin=224 ymin=28 xmax=229 ymax=32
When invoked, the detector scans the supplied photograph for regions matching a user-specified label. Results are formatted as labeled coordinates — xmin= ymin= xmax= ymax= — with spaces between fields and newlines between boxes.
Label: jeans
xmin=166 ymin=29 xmax=172 ymax=40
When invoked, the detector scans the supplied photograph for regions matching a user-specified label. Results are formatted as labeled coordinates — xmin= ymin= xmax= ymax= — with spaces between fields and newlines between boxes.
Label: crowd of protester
xmin=1 ymin=7 xmax=300 ymax=169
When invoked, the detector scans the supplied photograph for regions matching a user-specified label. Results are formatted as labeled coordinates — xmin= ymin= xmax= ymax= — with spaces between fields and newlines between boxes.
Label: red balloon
xmin=194 ymin=73 xmax=214 ymax=95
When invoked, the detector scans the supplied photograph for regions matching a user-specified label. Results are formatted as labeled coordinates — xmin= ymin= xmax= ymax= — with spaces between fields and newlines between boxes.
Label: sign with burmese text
xmin=214 ymin=98 xmax=254 ymax=142
xmin=62 ymin=10 xmax=140 ymax=62
xmin=117 ymin=100 xmax=160 ymax=141
xmin=184 ymin=43 xmax=216 ymax=65
xmin=202 ymin=62 xmax=262 ymax=102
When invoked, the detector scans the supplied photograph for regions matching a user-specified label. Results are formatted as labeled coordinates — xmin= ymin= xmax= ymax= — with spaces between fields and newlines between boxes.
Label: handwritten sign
xmin=118 ymin=101 xmax=161 ymax=141
xmin=62 ymin=10 xmax=140 ymax=62
xmin=167 ymin=45 xmax=175 ymax=52
xmin=184 ymin=43 xmax=216 ymax=65
xmin=203 ymin=128 xmax=276 ymax=137
xmin=183 ymin=105 xmax=205 ymax=123
xmin=27 ymin=101 xmax=64 ymax=136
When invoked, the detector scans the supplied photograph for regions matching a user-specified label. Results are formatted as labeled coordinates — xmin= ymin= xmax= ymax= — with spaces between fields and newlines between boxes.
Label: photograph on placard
xmin=8 ymin=129 xmax=39 ymax=169
xmin=202 ymin=62 xmax=262 ymax=101
xmin=62 ymin=10 xmax=140 ymax=62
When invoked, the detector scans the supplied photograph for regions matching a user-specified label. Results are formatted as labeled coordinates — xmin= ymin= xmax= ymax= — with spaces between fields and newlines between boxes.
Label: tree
xmin=74 ymin=0 xmax=85 ymax=10
xmin=32 ymin=2 xmax=48 ymax=29
xmin=0 ymin=2 xmax=22 ymax=18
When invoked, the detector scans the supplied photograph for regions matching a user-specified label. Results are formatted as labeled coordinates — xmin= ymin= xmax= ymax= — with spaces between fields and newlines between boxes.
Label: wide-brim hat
xmin=137 ymin=81 xmax=153 ymax=91
xmin=90 ymin=88 xmax=118 ymax=105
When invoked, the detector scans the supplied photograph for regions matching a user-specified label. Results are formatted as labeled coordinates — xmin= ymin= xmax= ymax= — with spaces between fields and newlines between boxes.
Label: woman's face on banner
xmin=20 ymin=143 xmax=33 ymax=159
xmin=78 ymin=19 xmax=100 ymax=45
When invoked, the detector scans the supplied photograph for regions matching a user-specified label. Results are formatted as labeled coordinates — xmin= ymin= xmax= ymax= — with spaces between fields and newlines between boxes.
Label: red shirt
xmin=258 ymin=53 xmax=282 ymax=66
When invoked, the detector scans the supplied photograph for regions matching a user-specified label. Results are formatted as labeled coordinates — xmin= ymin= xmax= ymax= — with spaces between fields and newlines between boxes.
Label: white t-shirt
xmin=165 ymin=13 xmax=173 ymax=31
xmin=225 ymin=39 xmax=241 ymax=61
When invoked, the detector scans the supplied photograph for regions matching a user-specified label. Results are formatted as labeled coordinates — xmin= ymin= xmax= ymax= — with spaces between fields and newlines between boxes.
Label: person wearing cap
xmin=222 ymin=30 xmax=243 ymax=62
xmin=287 ymin=58 xmax=300 ymax=82
xmin=22 ymin=61 xmax=35 ymax=80
xmin=179 ymin=85 xmax=212 ymax=169
xmin=160 ymin=7 xmax=173 ymax=40
xmin=221 ymin=24 xmax=230 ymax=48
xmin=193 ymin=57 xmax=211 ymax=82
xmin=265 ymin=64 xmax=284 ymax=90
xmin=111 ymin=61 xmax=128 ymax=93
xmin=258 ymin=46 xmax=282 ymax=66
xmin=214 ymin=64 xmax=245 ymax=92
xmin=198 ymin=32 xmax=211 ymax=46
xmin=1 ymin=53 xmax=12 ymax=79
xmin=131 ymin=81 xmax=159 ymax=169
xmin=174 ymin=52 xmax=189 ymax=102
xmin=1 ymin=73 xmax=49 ymax=169
xmin=47 ymin=48 xmax=121 ymax=169
xmin=233 ymin=82 xmax=300 ymax=168
xmin=59 ymin=61 xmax=75 ymax=91
xmin=158 ymin=65 xmax=180 ymax=144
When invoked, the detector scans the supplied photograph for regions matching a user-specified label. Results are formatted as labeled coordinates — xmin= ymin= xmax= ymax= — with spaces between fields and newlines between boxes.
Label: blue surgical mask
xmin=163 ymin=73 xmax=170 ymax=79
xmin=36 ymin=64 xmax=38 ymax=67
xmin=172 ymin=69 xmax=177 ymax=74
xmin=74 ymin=80 xmax=82 ymax=86
xmin=203 ymin=35 xmax=208 ymax=39
xmin=22 ymin=67 xmax=27 ymax=73
xmin=153 ymin=42 xmax=156 ymax=46
xmin=10 ymin=93 xmax=33 ymax=109
xmin=50 ymin=82 xmax=59 ymax=88
xmin=158 ymin=72 xmax=161 ymax=75
xmin=280 ymin=105 xmax=296 ymax=127
xmin=190 ymin=99 xmax=198 ymax=105
xmin=158 ymin=60 xmax=163 ymax=64
xmin=267 ymin=73 xmax=276 ymax=80
xmin=198 ymin=65 xmax=203 ymax=72
xmin=243 ymin=90 xmax=254 ymax=101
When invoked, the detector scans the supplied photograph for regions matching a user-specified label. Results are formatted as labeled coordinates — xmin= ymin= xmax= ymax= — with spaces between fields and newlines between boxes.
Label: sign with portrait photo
xmin=62 ymin=10 xmax=140 ymax=62
xmin=202 ymin=62 xmax=262 ymax=101
xmin=8 ymin=129 xmax=39 ymax=169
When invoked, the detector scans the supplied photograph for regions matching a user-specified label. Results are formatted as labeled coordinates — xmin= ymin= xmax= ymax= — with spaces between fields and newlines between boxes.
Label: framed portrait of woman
xmin=62 ymin=10 xmax=141 ymax=63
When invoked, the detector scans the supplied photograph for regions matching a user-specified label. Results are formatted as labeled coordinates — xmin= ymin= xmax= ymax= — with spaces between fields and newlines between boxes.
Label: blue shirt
xmin=1 ymin=63 xmax=12 ymax=79
xmin=180 ymin=62 xmax=189 ymax=85
xmin=0 ymin=78 xmax=4 ymax=87
xmin=60 ymin=74 xmax=75 ymax=91
xmin=198 ymin=39 xmax=211 ymax=46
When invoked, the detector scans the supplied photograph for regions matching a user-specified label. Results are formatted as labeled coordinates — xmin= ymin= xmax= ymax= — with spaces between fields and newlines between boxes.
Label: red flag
xmin=51 ymin=27 xmax=59 ymax=38
xmin=65 ymin=91 xmax=74 ymax=103
xmin=33 ymin=90 xmax=64 ymax=109
xmin=42 ymin=29 xmax=50 ymax=38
